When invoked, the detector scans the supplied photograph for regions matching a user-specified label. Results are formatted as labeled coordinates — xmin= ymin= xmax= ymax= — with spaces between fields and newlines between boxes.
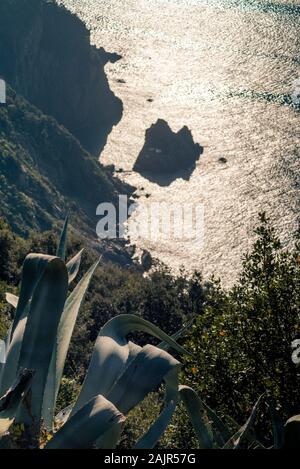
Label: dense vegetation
xmin=0 ymin=87 xmax=131 ymax=236
xmin=0 ymin=214 xmax=299 ymax=448
xmin=172 ymin=214 xmax=300 ymax=448
xmin=0 ymin=217 xmax=204 ymax=380
xmin=118 ymin=215 xmax=300 ymax=449
xmin=183 ymin=214 xmax=300 ymax=421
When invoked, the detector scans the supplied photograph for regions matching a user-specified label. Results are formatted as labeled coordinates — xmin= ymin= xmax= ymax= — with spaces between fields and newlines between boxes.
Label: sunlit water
xmin=60 ymin=0 xmax=300 ymax=287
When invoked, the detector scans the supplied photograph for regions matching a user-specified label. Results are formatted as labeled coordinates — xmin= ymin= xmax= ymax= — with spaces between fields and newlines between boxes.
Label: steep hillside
xmin=0 ymin=0 xmax=134 ymax=243
xmin=0 ymin=86 xmax=131 ymax=237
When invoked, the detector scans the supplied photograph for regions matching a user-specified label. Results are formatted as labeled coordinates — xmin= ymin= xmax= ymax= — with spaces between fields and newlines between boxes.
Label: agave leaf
xmin=66 ymin=249 xmax=84 ymax=284
xmin=179 ymin=385 xmax=214 ymax=449
xmin=46 ymin=395 xmax=125 ymax=449
xmin=267 ymin=398 xmax=284 ymax=449
xmin=108 ymin=345 xmax=180 ymax=414
xmin=158 ymin=319 xmax=194 ymax=352
xmin=5 ymin=293 xmax=18 ymax=309
xmin=283 ymin=414 xmax=300 ymax=449
xmin=200 ymin=399 xmax=232 ymax=446
xmin=11 ymin=254 xmax=55 ymax=335
xmin=3 ymin=253 xmax=62 ymax=395
xmin=135 ymin=401 xmax=177 ymax=450
xmin=224 ymin=395 xmax=264 ymax=449
xmin=55 ymin=404 xmax=73 ymax=426
xmin=0 ymin=340 xmax=5 ymax=366
xmin=95 ymin=341 xmax=143 ymax=449
xmin=0 ymin=369 xmax=34 ymax=437
xmin=0 ymin=315 xmax=28 ymax=395
xmin=4 ymin=325 xmax=13 ymax=352
xmin=42 ymin=260 xmax=100 ymax=428
xmin=125 ymin=341 xmax=143 ymax=367
xmin=96 ymin=424 xmax=123 ymax=450
xmin=16 ymin=256 xmax=68 ymax=427
xmin=254 ymin=441 xmax=267 ymax=449
xmin=0 ymin=340 xmax=5 ymax=389
xmin=134 ymin=367 xmax=179 ymax=449
xmin=71 ymin=315 xmax=188 ymax=417
xmin=56 ymin=214 xmax=69 ymax=262
xmin=0 ymin=326 xmax=13 ymax=390
xmin=98 ymin=345 xmax=180 ymax=449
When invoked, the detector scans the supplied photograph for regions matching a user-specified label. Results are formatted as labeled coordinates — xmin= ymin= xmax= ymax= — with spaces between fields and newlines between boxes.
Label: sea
xmin=59 ymin=0 xmax=300 ymax=287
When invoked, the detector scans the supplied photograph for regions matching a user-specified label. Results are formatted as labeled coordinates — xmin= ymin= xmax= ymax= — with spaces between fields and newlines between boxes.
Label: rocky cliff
xmin=0 ymin=0 xmax=134 ymax=243
xmin=0 ymin=0 xmax=122 ymax=155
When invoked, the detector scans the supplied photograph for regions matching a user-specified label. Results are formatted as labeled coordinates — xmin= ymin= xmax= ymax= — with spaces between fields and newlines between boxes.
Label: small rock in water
xmin=218 ymin=157 xmax=227 ymax=164
xmin=141 ymin=250 xmax=153 ymax=271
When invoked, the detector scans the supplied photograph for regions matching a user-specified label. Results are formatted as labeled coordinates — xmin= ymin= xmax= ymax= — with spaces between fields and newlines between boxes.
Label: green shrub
xmin=180 ymin=213 xmax=300 ymax=445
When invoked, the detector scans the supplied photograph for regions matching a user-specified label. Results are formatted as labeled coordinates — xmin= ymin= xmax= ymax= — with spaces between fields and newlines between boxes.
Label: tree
xmin=182 ymin=213 xmax=300 ymax=438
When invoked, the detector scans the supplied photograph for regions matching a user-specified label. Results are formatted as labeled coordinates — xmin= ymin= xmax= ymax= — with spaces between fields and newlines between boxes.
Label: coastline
xmin=60 ymin=0 xmax=300 ymax=287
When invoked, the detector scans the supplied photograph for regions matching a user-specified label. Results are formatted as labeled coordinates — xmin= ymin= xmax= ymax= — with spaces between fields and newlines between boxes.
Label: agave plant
xmin=179 ymin=386 xmax=300 ymax=449
xmin=0 ymin=216 xmax=190 ymax=449
xmin=2 ymin=216 xmax=297 ymax=450
xmin=178 ymin=387 xmax=269 ymax=449
xmin=283 ymin=414 xmax=300 ymax=448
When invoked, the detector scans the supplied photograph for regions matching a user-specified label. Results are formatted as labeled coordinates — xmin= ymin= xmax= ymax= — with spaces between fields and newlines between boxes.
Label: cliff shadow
xmin=0 ymin=0 xmax=123 ymax=156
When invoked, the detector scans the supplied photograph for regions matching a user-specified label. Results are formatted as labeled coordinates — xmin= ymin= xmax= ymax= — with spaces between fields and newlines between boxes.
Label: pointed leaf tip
xmin=56 ymin=214 xmax=69 ymax=261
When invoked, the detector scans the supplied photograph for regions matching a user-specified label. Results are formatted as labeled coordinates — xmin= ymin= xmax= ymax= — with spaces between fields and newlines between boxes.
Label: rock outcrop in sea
xmin=133 ymin=119 xmax=203 ymax=184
